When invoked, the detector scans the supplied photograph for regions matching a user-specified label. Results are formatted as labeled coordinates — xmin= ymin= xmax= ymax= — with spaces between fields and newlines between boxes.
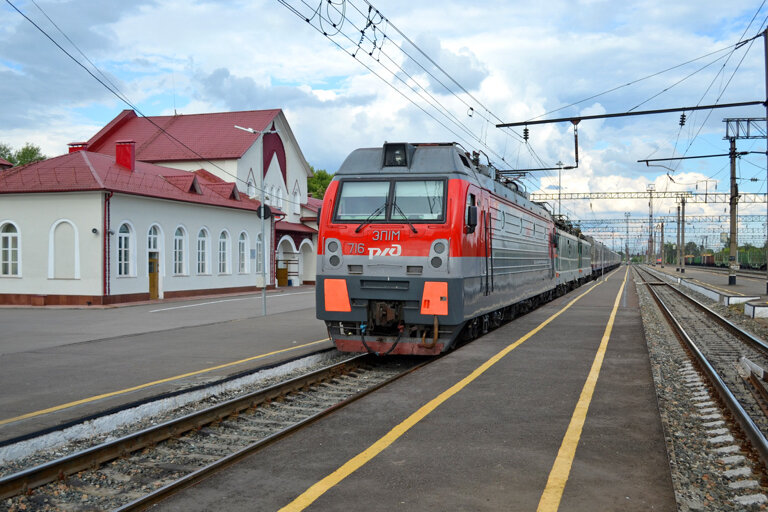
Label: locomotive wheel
xmin=463 ymin=318 xmax=479 ymax=341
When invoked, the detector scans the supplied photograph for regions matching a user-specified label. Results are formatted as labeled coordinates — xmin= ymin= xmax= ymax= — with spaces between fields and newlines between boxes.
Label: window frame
xmin=0 ymin=222 xmax=21 ymax=277
xmin=238 ymin=232 xmax=249 ymax=274
xmin=256 ymin=233 xmax=264 ymax=273
xmin=197 ymin=228 xmax=210 ymax=275
xmin=173 ymin=226 xmax=187 ymax=276
xmin=117 ymin=222 xmax=134 ymax=277
xmin=218 ymin=230 xmax=231 ymax=274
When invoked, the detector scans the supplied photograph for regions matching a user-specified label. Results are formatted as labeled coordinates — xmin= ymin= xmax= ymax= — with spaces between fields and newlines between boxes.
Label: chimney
xmin=68 ymin=142 xmax=88 ymax=153
xmin=116 ymin=140 xmax=135 ymax=171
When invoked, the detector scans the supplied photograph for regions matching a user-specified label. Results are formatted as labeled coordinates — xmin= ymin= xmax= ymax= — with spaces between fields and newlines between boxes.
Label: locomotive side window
xmin=466 ymin=193 xmax=476 ymax=224
xmin=335 ymin=181 xmax=389 ymax=221
xmin=392 ymin=180 xmax=444 ymax=220
xmin=465 ymin=193 xmax=477 ymax=233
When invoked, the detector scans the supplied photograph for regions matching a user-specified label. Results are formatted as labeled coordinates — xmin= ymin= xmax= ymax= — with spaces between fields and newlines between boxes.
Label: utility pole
xmin=234 ymin=125 xmax=270 ymax=316
xmin=764 ymin=28 xmax=768 ymax=293
xmin=660 ymin=221 xmax=665 ymax=267
xmin=557 ymin=161 xmax=563 ymax=219
xmin=676 ymin=204 xmax=681 ymax=271
xmin=625 ymin=212 xmax=630 ymax=264
xmin=647 ymin=184 xmax=655 ymax=265
xmin=729 ymin=137 xmax=739 ymax=285
xmin=681 ymin=197 xmax=686 ymax=273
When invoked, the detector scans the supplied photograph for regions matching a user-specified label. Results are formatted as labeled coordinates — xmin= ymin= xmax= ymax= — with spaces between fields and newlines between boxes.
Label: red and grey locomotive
xmin=316 ymin=142 xmax=619 ymax=355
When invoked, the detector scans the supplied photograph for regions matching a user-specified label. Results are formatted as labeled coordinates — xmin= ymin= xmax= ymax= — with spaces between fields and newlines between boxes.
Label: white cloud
xmin=2 ymin=0 xmax=766 ymax=250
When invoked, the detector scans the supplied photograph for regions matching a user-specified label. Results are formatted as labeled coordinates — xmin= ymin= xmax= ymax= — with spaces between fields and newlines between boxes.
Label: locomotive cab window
xmin=392 ymin=180 xmax=444 ymax=221
xmin=335 ymin=181 xmax=389 ymax=221
xmin=333 ymin=179 xmax=446 ymax=223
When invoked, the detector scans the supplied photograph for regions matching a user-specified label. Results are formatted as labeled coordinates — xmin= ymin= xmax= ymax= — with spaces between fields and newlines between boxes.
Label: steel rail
xmin=0 ymin=354 xmax=371 ymax=500
xmin=638 ymin=268 xmax=768 ymax=467
xmin=642 ymin=266 xmax=768 ymax=353
xmin=115 ymin=356 xmax=433 ymax=511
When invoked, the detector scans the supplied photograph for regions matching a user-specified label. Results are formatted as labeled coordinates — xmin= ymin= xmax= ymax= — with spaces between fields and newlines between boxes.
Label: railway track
xmin=635 ymin=266 xmax=768 ymax=467
xmin=1 ymin=354 xmax=430 ymax=511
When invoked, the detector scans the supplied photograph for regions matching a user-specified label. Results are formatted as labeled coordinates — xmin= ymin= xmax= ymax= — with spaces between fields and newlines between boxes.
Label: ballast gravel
xmin=636 ymin=270 xmax=768 ymax=511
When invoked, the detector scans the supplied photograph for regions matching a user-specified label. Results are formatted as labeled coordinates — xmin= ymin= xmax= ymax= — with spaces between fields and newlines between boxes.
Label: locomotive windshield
xmin=334 ymin=179 xmax=445 ymax=222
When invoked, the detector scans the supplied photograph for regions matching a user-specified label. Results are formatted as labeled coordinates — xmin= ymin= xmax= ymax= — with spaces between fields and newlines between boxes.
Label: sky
xmin=3 ymin=0 xmax=768 ymax=251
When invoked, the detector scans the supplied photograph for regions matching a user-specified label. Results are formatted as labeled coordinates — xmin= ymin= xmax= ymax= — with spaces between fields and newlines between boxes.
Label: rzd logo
xmin=369 ymin=244 xmax=402 ymax=259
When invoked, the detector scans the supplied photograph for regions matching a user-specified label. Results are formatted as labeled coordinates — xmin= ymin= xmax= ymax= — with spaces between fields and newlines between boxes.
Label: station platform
xmin=155 ymin=266 xmax=676 ymax=511
xmin=649 ymin=265 xmax=766 ymax=301
xmin=0 ymin=288 xmax=330 ymax=444
xmin=647 ymin=265 xmax=768 ymax=317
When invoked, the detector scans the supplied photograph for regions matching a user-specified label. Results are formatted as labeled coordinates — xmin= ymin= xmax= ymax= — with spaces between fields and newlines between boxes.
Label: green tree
xmin=307 ymin=166 xmax=333 ymax=199
xmin=0 ymin=143 xmax=13 ymax=164
xmin=0 ymin=142 xmax=46 ymax=166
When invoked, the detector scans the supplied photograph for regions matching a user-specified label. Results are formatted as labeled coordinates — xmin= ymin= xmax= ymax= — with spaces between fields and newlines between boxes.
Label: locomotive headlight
xmin=325 ymin=238 xmax=343 ymax=269
xmin=429 ymin=239 xmax=449 ymax=271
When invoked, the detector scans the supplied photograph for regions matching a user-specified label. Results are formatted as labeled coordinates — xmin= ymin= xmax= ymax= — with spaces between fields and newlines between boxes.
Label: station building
xmin=85 ymin=109 xmax=318 ymax=288
xmin=0 ymin=109 xmax=319 ymax=306
xmin=0 ymin=142 xmax=272 ymax=306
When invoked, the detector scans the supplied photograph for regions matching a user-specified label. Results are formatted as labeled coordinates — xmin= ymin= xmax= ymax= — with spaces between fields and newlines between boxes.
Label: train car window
xmin=335 ymin=181 xmax=390 ymax=221
xmin=392 ymin=180 xmax=445 ymax=220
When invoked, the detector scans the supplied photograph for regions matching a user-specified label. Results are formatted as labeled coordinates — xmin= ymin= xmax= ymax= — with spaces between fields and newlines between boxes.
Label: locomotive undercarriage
xmin=328 ymin=299 xmax=460 ymax=355
xmin=326 ymin=266 xmax=617 ymax=356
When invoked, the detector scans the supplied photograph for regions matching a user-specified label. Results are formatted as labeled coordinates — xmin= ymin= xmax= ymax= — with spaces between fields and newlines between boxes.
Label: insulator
xmin=679 ymin=113 xmax=686 ymax=127
xmin=523 ymin=127 xmax=529 ymax=141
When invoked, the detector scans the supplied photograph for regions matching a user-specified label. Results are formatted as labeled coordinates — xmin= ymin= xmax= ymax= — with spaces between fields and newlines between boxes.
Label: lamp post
xmin=235 ymin=125 xmax=270 ymax=316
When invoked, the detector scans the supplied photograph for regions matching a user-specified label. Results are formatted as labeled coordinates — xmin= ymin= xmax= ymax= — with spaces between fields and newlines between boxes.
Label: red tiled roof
xmin=276 ymin=220 xmax=317 ymax=234
xmin=87 ymin=109 xmax=282 ymax=162
xmin=304 ymin=196 xmax=323 ymax=213
xmin=0 ymin=150 xmax=262 ymax=212
xmin=0 ymin=157 xmax=12 ymax=168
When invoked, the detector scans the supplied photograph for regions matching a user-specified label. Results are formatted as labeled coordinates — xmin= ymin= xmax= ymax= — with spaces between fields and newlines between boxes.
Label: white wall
xmin=0 ymin=192 xmax=103 ymax=296
xmin=108 ymin=194 xmax=272 ymax=297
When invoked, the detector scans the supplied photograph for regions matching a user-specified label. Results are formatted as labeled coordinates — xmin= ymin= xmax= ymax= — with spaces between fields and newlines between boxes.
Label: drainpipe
xmin=103 ymin=191 xmax=113 ymax=300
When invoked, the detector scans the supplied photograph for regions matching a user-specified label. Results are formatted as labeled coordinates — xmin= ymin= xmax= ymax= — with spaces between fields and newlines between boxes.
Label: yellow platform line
xmin=537 ymin=266 xmax=628 ymax=512
xmin=690 ymin=278 xmax=745 ymax=296
xmin=0 ymin=338 xmax=331 ymax=427
xmin=278 ymin=277 xmax=613 ymax=512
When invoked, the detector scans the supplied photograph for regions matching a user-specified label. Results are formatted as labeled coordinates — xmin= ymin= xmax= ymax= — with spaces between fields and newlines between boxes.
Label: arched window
xmin=238 ymin=232 xmax=249 ymax=273
xmin=277 ymin=188 xmax=283 ymax=208
xmin=117 ymin=223 xmax=131 ymax=276
xmin=147 ymin=226 xmax=159 ymax=251
xmin=197 ymin=228 xmax=209 ymax=274
xmin=1 ymin=223 xmax=20 ymax=276
xmin=218 ymin=231 xmax=230 ymax=274
xmin=174 ymin=227 xmax=186 ymax=275
xmin=256 ymin=233 xmax=264 ymax=273
xmin=293 ymin=190 xmax=301 ymax=215
xmin=247 ymin=180 xmax=256 ymax=198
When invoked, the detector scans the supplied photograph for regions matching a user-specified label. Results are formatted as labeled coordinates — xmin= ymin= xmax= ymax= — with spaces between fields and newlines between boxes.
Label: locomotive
xmin=315 ymin=142 xmax=621 ymax=355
